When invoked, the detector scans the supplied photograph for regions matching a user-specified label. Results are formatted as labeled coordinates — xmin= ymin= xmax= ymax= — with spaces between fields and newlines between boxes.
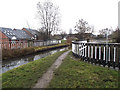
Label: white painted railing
xmin=72 ymin=41 xmax=120 ymax=69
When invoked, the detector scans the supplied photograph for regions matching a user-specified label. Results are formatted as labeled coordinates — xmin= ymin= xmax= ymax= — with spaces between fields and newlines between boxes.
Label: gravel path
xmin=32 ymin=50 xmax=70 ymax=88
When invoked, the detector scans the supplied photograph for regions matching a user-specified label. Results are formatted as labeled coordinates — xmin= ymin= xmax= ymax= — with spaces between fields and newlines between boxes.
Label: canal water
xmin=2 ymin=47 xmax=68 ymax=73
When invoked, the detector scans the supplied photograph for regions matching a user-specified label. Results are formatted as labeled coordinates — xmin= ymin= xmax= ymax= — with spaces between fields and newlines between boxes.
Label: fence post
xmin=113 ymin=45 xmax=116 ymax=68
xmin=118 ymin=47 xmax=120 ymax=69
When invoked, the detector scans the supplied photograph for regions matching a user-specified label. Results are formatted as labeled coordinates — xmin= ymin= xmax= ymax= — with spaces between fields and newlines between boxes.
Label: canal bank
xmin=2 ymin=47 xmax=68 ymax=73
xmin=2 ymin=43 xmax=69 ymax=60
xmin=2 ymin=50 xmax=68 ymax=88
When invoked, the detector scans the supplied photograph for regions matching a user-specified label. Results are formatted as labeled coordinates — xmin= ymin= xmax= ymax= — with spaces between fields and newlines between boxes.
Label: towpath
xmin=32 ymin=50 xmax=70 ymax=88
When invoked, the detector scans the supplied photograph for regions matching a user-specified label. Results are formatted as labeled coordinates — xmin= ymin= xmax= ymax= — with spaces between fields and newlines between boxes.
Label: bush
xmin=61 ymin=40 xmax=66 ymax=44
xmin=2 ymin=47 xmax=34 ymax=60
xmin=2 ymin=44 xmax=69 ymax=60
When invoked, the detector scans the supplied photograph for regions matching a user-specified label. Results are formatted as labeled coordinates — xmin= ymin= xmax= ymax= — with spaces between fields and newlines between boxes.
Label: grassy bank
xmin=2 ymin=43 xmax=69 ymax=60
xmin=2 ymin=50 xmax=67 ymax=88
xmin=34 ymin=43 xmax=69 ymax=52
xmin=61 ymin=40 xmax=67 ymax=44
xmin=48 ymin=52 xmax=119 ymax=88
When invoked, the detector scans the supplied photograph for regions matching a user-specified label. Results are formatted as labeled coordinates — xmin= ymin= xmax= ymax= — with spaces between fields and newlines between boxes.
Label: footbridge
xmin=72 ymin=41 xmax=120 ymax=69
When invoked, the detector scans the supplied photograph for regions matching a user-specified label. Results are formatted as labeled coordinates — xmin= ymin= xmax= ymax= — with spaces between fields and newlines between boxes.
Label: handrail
xmin=72 ymin=41 xmax=120 ymax=45
xmin=72 ymin=41 xmax=120 ymax=69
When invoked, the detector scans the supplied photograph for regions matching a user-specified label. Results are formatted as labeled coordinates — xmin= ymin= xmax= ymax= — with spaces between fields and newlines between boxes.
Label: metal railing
xmin=1 ymin=40 xmax=61 ymax=49
xmin=72 ymin=41 xmax=120 ymax=69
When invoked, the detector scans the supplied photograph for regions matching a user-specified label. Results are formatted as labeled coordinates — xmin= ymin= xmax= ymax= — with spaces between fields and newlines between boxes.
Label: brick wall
xmin=0 ymin=31 xmax=9 ymax=48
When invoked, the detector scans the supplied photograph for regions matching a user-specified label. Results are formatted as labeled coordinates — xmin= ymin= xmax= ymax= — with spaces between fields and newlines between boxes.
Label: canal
xmin=2 ymin=47 xmax=68 ymax=73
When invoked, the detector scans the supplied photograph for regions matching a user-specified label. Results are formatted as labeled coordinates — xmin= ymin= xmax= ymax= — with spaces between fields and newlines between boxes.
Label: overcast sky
xmin=0 ymin=0 xmax=119 ymax=34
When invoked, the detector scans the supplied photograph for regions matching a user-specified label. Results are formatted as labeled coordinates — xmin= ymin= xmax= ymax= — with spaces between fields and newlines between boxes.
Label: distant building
xmin=66 ymin=33 xmax=96 ymax=41
xmin=52 ymin=34 xmax=63 ymax=40
xmin=0 ymin=27 xmax=38 ymax=49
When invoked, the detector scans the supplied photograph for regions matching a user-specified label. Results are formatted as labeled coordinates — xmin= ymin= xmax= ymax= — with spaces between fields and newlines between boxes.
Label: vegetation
xmin=34 ymin=43 xmax=69 ymax=52
xmin=74 ymin=19 xmax=94 ymax=40
xmin=97 ymin=27 xmax=120 ymax=43
xmin=61 ymin=40 xmax=66 ymax=44
xmin=99 ymin=28 xmax=113 ymax=37
xmin=48 ymin=52 xmax=118 ymax=88
xmin=2 ymin=43 xmax=69 ymax=60
xmin=2 ymin=50 xmax=67 ymax=88
xmin=2 ymin=47 xmax=34 ymax=60
xmin=111 ymin=28 xmax=120 ymax=43
xmin=60 ymin=31 xmax=67 ymax=39
xmin=37 ymin=0 xmax=60 ymax=40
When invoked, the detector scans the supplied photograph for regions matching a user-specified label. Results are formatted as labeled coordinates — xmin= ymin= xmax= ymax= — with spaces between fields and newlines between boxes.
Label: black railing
xmin=72 ymin=41 xmax=120 ymax=69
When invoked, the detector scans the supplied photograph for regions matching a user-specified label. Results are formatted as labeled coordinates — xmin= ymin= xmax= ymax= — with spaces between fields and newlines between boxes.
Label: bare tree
xmin=89 ymin=25 xmax=94 ymax=33
xmin=74 ymin=19 xmax=92 ymax=34
xmin=74 ymin=19 xmax=93 ymax=40
xmin=110 ymin=27 xmax=120 ymax=43
xmin=37 ymin=0 xmax=60 ymax=40
xmin=60 ymin=31 xmax=67 ymax=39
xmin=99 ymin=28 xmax=113 ymax=37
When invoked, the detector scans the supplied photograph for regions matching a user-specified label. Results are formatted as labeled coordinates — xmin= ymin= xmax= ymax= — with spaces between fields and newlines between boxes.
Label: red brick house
xmin=0 ymin=27 xmax=32 ymax=49
xmin=0 ymin=27 xmax=42 ymax=49
xmin=0 ymin=30 xmax=9 ymax=49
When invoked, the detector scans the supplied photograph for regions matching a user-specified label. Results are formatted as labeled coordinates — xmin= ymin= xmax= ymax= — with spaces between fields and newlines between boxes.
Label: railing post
xmin=85 ymin=43 xmax=87 ymax=58
xmin=88 ymin=45 xmax=90 ymax=58
xmin=102 ymin=45 xmax=106 ymax=67
xmin=108 ymin=45 xmax=111 ymax=67
xmin=86 ymin=43 xmax=88 ymax=61
xmin=79 ymin=43 xmax=81 ymax=56
xmin=95 ymin=45 xmax=97 ymax=60
xmin=91 ymin=45 xmax=93 ymax=59
xmin=103 ymin=45 xmax=106 ymax=61
xmin=75 ymin=43 xmax=77 ymax=55
xmin=113 ymin=45 xmax=116 ymax=69
xmin=77 ymin=44 xmax=79 ymax=57
xmin=118 ymin=46 xmax=120 ymax=70
xmin=88 ymin=44 xmax=90 ymax=62
xmin=99 ymin=45 xmax=101 ymax=65
xmin=114 ymin=46 xmax=116 ymax=62
xmin=83 ymin=43 xmax=85 ymax=57
xmin=76 ymin=44 xmax=78 ymax=56
xmin=81 ymin=43 xmax=82 ymax=57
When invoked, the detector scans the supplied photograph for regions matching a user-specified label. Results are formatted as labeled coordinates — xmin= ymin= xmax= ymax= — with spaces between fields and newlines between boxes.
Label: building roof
xmin=23 ymin=28 xmax=39 ymax=36
xmin=13 ymin=29 xmax=31 ymax=40
xmin=0 ymin=27 xmax=16 ymax=40
xmin=0 ymin=27 xmax=31 ymax=40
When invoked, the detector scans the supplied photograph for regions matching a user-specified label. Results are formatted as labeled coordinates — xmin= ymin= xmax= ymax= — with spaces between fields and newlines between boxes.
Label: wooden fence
xmin=0 ymin=40 xmax=61 ymax=49
xmin=72 ymin=41 xmax=120 ymax=69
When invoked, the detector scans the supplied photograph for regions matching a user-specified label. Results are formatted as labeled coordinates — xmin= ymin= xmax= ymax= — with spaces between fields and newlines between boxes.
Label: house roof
xmin=0 ymin=27 xmax=31 ymax=40
xmin=13 ymin=29 xmax=31 ymax=40
xmin=23 ymin=28 xmax=39 ymax=36
xmin=0 ymin=27 xmax=16 ymax=40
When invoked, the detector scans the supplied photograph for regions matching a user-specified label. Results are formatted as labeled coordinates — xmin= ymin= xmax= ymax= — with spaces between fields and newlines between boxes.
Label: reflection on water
xmin=2 ymin=47 xmax=68 ymax=73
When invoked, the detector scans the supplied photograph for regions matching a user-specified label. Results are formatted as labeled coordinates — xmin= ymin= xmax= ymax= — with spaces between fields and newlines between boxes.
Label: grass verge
xmin=48 ymin=52 xmax=119 ymax=88
xmin=34 ymin=43 xmax=69 ymax=52
xmin=61 ymin=40 xmax=67 ymax=44
xmin=2 ymin=50 xmax=67 ymax=88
